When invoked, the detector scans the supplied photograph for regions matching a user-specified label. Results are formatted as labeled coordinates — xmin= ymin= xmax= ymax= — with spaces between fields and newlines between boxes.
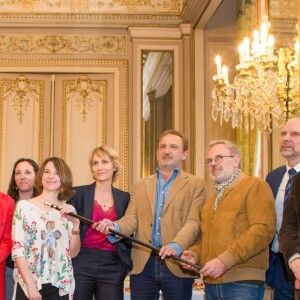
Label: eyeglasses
xmin=204 ymin=155 xmax=234 ymax=166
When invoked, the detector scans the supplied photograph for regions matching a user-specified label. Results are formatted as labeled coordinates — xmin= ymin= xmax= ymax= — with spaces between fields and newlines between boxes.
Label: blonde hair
xmin=89 ymin=145 xmax=121 ymax=182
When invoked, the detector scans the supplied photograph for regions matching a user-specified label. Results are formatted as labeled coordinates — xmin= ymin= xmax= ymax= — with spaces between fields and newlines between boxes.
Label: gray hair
xmin=207 ymin=140 xmax=241 ymax=168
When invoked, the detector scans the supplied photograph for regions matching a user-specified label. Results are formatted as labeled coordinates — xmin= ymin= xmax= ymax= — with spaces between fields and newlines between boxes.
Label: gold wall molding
xmin=62 ymin=75 xmax=107 ymax=186
xmin=0 ymin=0 xmax=205 ymax=28
xmin=0 ymin=0 xmax=182 ymax=13
xmin=66 ymin=75 xmax=106 ymax=123
xmin=0 ymin=58 xmax=127 ymax=67
xmin=2 ymin=75 xmax=40 ymax=124
xmin=0 ymin=59 xmax=128 ymax=190
xmin=0 ymin=74 xmax=45 ymax=191
xmin=0 ymin=13 xmax=181 ymax=27
xmin=0 ymin=34 xmax=127 ymax=54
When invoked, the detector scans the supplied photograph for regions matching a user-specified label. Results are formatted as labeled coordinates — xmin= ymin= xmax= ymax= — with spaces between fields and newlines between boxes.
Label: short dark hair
xmin=35 ymin=157 xmax=74 ymax=201
xmin=158 ymin=129 xmax=189 ymax=151
xmin=7 ymin=158 xmax=39 ymax=202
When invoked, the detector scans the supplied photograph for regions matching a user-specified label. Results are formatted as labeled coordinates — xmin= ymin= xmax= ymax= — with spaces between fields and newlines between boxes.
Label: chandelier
xmin=211 ymin=15 xmax=299 ymax=134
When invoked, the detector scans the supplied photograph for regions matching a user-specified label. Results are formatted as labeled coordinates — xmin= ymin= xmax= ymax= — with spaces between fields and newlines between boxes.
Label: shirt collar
xmin=156 ymin=167 xmax=180 ymax=178
xmin=286 ymin=162 xmax=300 ymax=173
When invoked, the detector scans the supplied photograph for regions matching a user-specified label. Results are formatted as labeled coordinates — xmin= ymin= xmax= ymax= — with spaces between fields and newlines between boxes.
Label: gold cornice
xmin=0 ymin=58 xmax=128 ymax=66
xmin=0 ymin=13 xmax=182 ymax=27
xmin=0 ymin=0 xmax=182 ymax=13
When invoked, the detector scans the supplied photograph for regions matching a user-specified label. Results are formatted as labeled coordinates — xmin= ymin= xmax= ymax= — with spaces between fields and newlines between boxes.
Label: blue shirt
xmin=110 ymin=168 xmax=183 ymax=256
xmin=152 ymin=167 xmax=179 ymax=247
xmin=151 ymin=168 xmax=182 ymax=255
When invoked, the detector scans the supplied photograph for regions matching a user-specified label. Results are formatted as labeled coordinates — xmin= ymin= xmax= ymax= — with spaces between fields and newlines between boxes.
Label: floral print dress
xmin=12 ymin=200 xmax=75 ymax=299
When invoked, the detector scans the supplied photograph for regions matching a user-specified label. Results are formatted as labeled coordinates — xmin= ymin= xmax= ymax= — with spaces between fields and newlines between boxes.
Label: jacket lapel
xmin=84 ymin=182 xmax=96 ymax=220
xmin=145 ymin=175 xmax=157 ymax=215
xmin=163 ymin=171 xmax=186 ymax=211
xmin=112 ymin=187 xmax=122 ymax=219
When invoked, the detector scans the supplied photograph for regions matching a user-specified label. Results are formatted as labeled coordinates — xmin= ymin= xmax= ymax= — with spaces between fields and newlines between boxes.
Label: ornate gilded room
xmin=0 ymin=0 xmax=299 ymax=298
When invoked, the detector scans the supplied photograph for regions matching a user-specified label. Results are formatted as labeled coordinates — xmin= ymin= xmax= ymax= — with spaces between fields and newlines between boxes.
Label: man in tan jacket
xmin=96 ymin=129 xmax=206 ymax=300
xmin=182 ymin=140 xmax=276 ymax=300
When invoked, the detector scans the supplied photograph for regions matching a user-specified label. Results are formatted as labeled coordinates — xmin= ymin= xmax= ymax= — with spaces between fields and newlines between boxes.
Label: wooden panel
xmin=54 ymin=74 xmax=107 ymax=186
xmin=0 ymin=73 xmax=51 ymax=191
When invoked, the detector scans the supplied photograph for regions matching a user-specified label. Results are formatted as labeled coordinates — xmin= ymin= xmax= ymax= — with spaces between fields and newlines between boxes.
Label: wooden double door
xmin=0 ymin=72 xmax=125 ymax=192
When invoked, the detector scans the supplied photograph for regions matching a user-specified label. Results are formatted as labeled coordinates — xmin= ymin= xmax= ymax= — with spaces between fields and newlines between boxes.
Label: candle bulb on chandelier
xmin=243 ymin=37 xmax=250 ymax=61
xmin=238 ymin=43 xmax=245 ymax=64
xmin=268 ymin=35 xmax=274 ymax=59
xmin=252 ymin=30 xmax=259 ymax=55
xmin=215 ymin=55 xmax=222 ymax=77
xmin=222 ymin=66 xmax=229 ymax=85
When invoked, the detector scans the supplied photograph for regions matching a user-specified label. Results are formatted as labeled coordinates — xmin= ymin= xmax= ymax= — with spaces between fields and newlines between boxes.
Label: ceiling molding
xmin=0 ymin=0 xmax=215 ymax=28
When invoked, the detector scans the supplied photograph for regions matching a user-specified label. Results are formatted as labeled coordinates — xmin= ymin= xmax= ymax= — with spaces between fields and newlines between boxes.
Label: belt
xmin=150 ymin=250 xmax=164 ymax=261
xmin=235 ymin=280 xmax=264 ymax=286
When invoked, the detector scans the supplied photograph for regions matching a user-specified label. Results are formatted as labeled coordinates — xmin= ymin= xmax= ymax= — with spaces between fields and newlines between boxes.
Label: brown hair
xmin=158 ymin=129 xmax=189 ymax=151
xmin=7 ymin=158 xmax=39 ymax=202
xmin=35 ymin=157 xmax=74 ymax=201
xmin=89 ymin=145 xmax=121 ymax=182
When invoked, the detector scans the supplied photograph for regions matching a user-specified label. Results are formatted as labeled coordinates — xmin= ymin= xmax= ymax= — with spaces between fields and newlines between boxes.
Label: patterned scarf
xmin=213 ymin=169 xmax=241 ymax=213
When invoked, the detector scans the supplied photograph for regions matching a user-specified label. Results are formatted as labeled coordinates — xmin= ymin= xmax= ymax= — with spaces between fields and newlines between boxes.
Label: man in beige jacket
xmin=96 ymin=129 xmax=206 ymax=300
xmin=181 ymin=140 xmax=276 ymax=300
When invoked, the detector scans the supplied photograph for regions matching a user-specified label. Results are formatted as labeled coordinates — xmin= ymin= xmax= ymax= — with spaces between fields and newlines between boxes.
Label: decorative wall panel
xmin=0 ymin=74 xmax=51 ymax=191
xmin=62 ymin=75 xmax=106 ymax=186
xmin=0 ymin=34 xmax=127 ymax=55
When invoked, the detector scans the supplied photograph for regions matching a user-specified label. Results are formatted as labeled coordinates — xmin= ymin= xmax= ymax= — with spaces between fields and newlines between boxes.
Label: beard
xmin=209 ymin=166 xmax=230 ymax=183
xmin=280 ymin=143 xmax=296 ymax=158
xmin=280 ymin=146 xmax=298 ymax=158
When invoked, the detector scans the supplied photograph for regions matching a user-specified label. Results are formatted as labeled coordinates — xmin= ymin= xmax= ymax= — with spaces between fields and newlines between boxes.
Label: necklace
xmin=95 ymin=199 xmax=113 ymax=210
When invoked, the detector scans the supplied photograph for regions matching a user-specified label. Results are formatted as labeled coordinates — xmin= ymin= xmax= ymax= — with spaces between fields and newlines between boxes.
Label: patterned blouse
xmin=12 ymin=200 xmax=75 ymax=299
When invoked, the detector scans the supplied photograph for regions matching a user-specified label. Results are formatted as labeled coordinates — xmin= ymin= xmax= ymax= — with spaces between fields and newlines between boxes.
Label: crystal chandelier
xmin=211 ymin=15 xmax=299 ymax=134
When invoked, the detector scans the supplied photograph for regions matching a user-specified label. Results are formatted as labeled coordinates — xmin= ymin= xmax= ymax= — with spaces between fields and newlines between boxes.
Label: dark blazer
xmin=279 ymin=171 xmax=300 ymax=278
xmin=69 ymin=182 xmax=132 ymax=271
xmin=266 ymin=165 xmax=287 ymax=198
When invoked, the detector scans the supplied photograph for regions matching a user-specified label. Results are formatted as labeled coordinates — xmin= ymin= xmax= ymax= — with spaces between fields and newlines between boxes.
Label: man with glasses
xmin=181 ymin=140 xmax=276 ymax=300
xmin=266 ymin=117 xmax=300 ymax=300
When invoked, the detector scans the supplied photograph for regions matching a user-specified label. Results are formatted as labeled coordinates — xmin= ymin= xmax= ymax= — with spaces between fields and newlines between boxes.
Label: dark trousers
xmin=72 ymin=247 xmax=127 ymax=300
xmin=205 ymin=282 xmax=265 ymax=300
xmin=16 ymin=283 xmax=69 ymax=300
xmin=130 ymin=255 xmax=194 ymax=300
xmin=266 ymin=250 xmax=294 ymax=300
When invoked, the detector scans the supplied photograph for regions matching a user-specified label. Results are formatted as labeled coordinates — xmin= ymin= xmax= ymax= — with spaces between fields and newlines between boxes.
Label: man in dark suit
xmin=266 ymin=116 xmax=300 ymax=300
xmin=279 ymin=171 xmax=300 ymax=294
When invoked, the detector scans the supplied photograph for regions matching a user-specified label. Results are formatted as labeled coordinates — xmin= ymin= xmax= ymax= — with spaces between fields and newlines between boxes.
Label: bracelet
xmin=72 ymin=229 xmax=80 ymax=235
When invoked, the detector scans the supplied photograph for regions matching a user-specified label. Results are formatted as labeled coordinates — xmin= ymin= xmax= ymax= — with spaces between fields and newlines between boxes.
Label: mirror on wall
xmin=141 ymin=50 xmax=173 ymax=177
xmin=268 ymin=0 xmax=299 ymax=169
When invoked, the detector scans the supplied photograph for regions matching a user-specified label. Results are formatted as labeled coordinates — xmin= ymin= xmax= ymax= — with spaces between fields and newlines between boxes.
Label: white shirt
xmin=272 ymin=163 xmax=300 ymax=253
